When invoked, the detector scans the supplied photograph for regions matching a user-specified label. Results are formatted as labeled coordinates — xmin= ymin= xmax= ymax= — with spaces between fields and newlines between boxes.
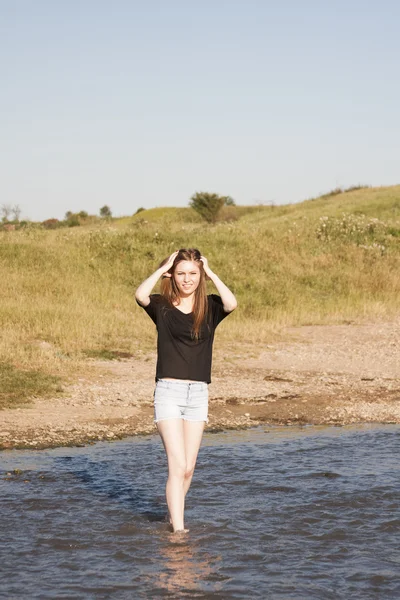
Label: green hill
xmin=1 ymin=185 xmax=399 ymax=404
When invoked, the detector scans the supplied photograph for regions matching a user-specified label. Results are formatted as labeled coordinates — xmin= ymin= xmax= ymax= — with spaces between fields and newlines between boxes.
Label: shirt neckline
xmin=172 ymin=304 xmax=193 ymax=315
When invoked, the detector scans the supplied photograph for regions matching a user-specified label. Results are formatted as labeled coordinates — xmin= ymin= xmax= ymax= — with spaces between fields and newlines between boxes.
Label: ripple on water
xmin=1 ymin=424 xmax=400 ymax=599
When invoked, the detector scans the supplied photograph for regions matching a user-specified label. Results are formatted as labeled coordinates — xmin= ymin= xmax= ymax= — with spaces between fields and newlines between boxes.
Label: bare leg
xmin=183 ymin=420 xmax=206 ymax=497
xmin=157 ymin=419 xmax=186 ymax=532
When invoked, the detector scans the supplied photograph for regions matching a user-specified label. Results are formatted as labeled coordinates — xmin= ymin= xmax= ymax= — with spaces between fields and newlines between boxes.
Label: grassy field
xmin=1 ymin=185 xmax=399 ymax=406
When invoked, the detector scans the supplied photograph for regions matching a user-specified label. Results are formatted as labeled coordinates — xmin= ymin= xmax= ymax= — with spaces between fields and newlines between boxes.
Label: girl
xmin=135 ymin=248 xmax=237 ymax=533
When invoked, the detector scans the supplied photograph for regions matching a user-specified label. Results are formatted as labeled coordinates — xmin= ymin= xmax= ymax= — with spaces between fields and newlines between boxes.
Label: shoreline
xmin=1 ymin=400 xmax=399 ymax=451
xmin=1 ymin=318 xmax=399 ymax=451
xmin=2 ymin=419 xmax=399 ymax=453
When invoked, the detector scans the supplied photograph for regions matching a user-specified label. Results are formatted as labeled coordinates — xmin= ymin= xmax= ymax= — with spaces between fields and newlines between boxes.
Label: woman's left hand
xmin=200 ymin=255 xmax=214 ymax=280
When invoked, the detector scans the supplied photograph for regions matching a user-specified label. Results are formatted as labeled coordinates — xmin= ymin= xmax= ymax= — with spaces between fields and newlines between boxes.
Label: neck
xmin=176 ymin=292 xmax=195 ymax=307
xmin=179 ymin=291 xmax=195 ymax=301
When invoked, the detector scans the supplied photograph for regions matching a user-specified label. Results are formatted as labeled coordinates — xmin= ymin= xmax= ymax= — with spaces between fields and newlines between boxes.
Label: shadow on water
xmin=53 ymin=445 xmax=167 ymax=523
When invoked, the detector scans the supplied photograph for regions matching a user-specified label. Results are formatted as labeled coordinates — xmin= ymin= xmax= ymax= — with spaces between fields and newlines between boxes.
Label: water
xmin=1 ymin=425 xmax=399 ymax=599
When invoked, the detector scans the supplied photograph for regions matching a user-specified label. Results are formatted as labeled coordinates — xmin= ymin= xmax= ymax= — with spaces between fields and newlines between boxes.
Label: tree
xmin=1 ymin=203 xmax=12 ymax=222
xmin=11 ymin=204 xmax=21 ymax=221
xmin=189 ymin=192 xmax=225 ymax=224
xmin=100 ymin=205 xmax=112 ymax=218
xmin=224 ymin=196 xmax=236 ymax=206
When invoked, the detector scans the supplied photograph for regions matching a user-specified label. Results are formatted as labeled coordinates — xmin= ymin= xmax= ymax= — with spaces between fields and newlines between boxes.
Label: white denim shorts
xmin=153 ymin=379 xmax=209 ymax=424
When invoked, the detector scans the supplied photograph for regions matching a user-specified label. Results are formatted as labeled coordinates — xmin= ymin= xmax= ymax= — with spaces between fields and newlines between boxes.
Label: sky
xmin=1 ymin=0 xmax=400 ymax=221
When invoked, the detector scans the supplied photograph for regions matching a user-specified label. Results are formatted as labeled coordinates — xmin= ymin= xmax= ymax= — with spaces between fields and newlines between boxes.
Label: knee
xmin=169 ymin=461 xmax=187 ymax=480
xmin=184 ymin=465 xmax=195 ymax=480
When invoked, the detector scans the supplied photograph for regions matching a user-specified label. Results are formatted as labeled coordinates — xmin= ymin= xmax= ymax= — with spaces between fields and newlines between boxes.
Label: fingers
xmin=200 ymin=256 xmax=209 ymax=271
xmin=199 ymin=255 xmax=213 ymax=280
xmin=168 ymin=250 xmax=179 ymax=264
xmin=161 ymin=251 xmax=179 ymax=278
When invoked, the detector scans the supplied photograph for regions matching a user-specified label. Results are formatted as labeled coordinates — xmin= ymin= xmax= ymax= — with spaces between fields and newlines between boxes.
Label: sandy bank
xmin=1 ymin=319 xmax=399 ymax=450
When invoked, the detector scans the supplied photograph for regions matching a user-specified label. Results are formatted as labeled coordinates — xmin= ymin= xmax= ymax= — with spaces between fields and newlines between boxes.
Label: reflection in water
xmin=156 ymin=537 xmax=220 ymax=596
xmin=1 ymin=424 xmax=400 ymax=599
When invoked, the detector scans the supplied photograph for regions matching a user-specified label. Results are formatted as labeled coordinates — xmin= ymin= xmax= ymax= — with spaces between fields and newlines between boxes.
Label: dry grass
xmin=1 ymin=185 xmax=399 ymax=403
xmin=0 ymin=361 xmax=61 ymax=408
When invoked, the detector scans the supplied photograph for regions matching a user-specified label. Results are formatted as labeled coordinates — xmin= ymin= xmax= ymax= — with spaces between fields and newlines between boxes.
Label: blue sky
xmin=1 ymin=0 xmax=400 ymax=221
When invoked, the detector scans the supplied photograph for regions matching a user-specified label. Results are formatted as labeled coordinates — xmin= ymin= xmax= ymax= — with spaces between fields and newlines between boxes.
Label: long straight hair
xmin=159 ymin=248 xmax=208 ymax=339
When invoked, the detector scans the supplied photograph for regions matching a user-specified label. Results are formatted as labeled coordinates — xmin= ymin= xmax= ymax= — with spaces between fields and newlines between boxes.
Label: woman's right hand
xmin=160 ymin=250 xmax=179 ymax=278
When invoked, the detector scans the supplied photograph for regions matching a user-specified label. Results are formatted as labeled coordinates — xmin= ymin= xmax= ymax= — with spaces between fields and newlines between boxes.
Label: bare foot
xmin=173 ymin=528 xmax=189 ymax=534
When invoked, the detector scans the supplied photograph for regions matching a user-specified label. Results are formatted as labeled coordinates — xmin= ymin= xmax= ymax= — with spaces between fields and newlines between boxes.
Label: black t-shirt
xmin=137 ymin=294 xmax=230 ymax=383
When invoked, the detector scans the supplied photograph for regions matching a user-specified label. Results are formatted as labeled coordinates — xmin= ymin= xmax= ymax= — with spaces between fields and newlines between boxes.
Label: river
xmin=1 ymin=424 xmax=399 ymax=599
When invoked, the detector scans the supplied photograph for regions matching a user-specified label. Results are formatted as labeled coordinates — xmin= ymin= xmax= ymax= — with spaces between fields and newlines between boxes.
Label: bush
xmin=66 ymin=215 xmax=81 ymax=227
xmin=321 ymin=187 xmax=343 ymax=199
xmin=42 ymin=218 xmax=62 ymax=230
xmin=344 ymin=184 xmax=370 ymax=193
xmin=189 ymin=191 xmax=225 ymax=223
xmin=320 ymin=185 xmax=370 ymax=199
xmin=100 ymin=205 xmax=112 ymax=218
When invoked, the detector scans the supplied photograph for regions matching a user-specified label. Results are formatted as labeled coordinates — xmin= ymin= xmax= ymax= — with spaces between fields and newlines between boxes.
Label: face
xmin=173 ymin=260 xmax=201 ymax=296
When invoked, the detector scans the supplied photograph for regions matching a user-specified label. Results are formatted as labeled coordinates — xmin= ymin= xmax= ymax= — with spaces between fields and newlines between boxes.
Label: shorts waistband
xmin=157 ymin=379 xmax=207 ymax=387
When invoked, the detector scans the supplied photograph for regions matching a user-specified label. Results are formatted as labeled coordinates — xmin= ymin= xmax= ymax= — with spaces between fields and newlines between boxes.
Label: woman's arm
xmin=135 ymin=251 xmax=178 ymax=306
xmin=200 ymin=256 xmax=238 ymax=313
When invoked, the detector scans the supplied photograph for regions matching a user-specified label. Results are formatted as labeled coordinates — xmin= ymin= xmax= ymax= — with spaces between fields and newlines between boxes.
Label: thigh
xmin=183 ymin=420 xmax=206 ymax=470
xmin=157 ymin=419 xmax=186 ymax=472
